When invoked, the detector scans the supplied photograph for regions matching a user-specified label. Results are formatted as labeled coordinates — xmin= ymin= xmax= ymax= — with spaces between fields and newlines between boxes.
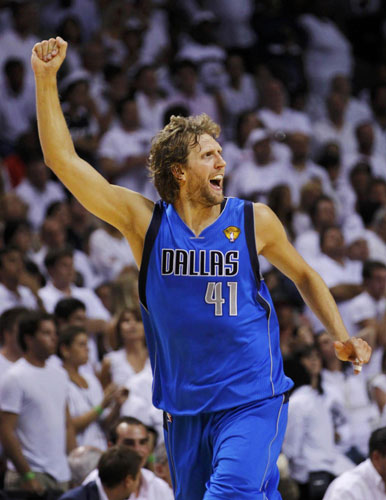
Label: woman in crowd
xmin=101 ymin=305 xmax=150 ymax=388
xmin=58 ymin=325 xmax=127 ymax=449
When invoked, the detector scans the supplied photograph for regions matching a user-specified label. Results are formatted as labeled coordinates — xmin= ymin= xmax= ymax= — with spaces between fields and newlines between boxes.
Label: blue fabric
xmin=140 ymin=197 xmax=293 ymax=414
xmin=164 ymin=394 xmax=289 ymax=500
xmin=59 ymin=481 xmax=99 ymax=500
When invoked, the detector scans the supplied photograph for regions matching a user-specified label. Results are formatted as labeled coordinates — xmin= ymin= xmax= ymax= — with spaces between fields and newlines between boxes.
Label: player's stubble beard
xmin=186 ymin=177 xmax=224 ymax=208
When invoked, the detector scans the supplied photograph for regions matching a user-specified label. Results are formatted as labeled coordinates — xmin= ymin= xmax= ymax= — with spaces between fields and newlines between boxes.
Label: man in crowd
xmin=323 ymin=426 xmax=386 ymax=499
xmin=60 ymin=445 xmax=142 ymax=500
xmin=0 ymin=246 xmax=37 ymax=315
xmin=0 ymin=310 xmax=76 ymax=494
xmin=83 ymin=416 xmax=173 ymax=500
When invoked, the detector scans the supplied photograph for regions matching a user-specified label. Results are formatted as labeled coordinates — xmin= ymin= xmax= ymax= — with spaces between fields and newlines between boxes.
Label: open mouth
xmin=210 ymin=176 xmax=223 ymax=191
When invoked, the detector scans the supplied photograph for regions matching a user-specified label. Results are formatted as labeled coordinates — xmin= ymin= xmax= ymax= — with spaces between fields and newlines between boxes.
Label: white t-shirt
xmin=312 ymin=119 xmax=357 ymax=157
xmin=0 ymin=352 xmax=14 ymax=378
xmin=364 ymin=230 xmax=386 ymax=266
xmin=323 ymin=458 xmax=386 ymax=500
xmin=15 ymin=179 xmax=66 ymax=230
xmin=283 ymin=160 xmax=334 ymax=207
xmin=321 ymin=369 xmax=378 ymax=456
xmin=67 ymin=372 xmax=107 ymax=450
xmin=104 ymin=349 xmax=136 ymax=387
xmin=84 ymin=467 xmax=174 ymax=500
xmin=0 ymin=358 xmax=71 ymax=481
xmin=135 ymin=92 xmax=167 ymax=137
xmin=88 ymin=229 xmax=136 ymax=282
xmin=306 ymin=255 xmax=362 ymax=333
xmin=345 ymin=291 xmax=386 ymax=378
xmin=98 ymin=125 xmax=156 ymax=200
xmin=257 ymin=107 xmax=311 ymax=136
xmin=38 ymin=281 xmax=110 ymax=320
xmin=226 ymin=159 xmax=288 ymax=202
xmin=282 ymin=385 xmax=354 ymax=483
xmin=0 ymin=283 xmax=38 ymax=315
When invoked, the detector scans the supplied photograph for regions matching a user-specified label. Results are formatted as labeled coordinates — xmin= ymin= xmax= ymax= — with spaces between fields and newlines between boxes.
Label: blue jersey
xmin=139 ymin=197 xmax=293 ymax=415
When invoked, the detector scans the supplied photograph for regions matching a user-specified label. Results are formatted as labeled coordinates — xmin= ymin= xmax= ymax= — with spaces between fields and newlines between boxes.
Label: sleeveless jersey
xmin=139 ymin=197 xmax=293 ymax=415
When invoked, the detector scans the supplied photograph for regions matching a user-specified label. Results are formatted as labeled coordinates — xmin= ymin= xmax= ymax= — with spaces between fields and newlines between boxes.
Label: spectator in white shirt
xmin=284 ymin=125 xmax=334 ymax=207
xmin=54 ymin=297 xmax=106 ymax=377
xmin=365 ymin=208 xmax=386 ymax=266
xmin=316 ymin=331 xmax=375 ymax=463
xmin=38 ymin=247 xmax=110 ymax=323
xmin=323 ymin=426 xmax=386 ymax=500
xmin=166 ymin=59 xmax=220 ymax=125
xmin=0 ymin=310 xmax=75 ymax=494
xmin=0 ymin=1 xmax=39 ymax=89
xmin=345 ymin=260 xmax=386 ymax=378
xmin=330 ymin=74 xmax=372 ymax=126
xmin=0 ymin=246 xmax=37 ymax=315
xmin=343 ymin=122 xmax=386 ymax=182
xmin=283 ymin=345 xmax=354 ymax=500
xmin=0 ymin=58 xmax=35 ymax=153
xmin=306 ymin=226 xmax=363 ymax=333
xmin=98 ymin=96 xmax=156 ymax=200
xmin=299 ymin=2 xmax=353 ymax=99
xmin=216 ymin=51 xmax=258 ymax=139
xmin=15 ymin=154 xmax=66 ymax=230
xmin=313 ymin=92 xmax=356 ymax=158
xmin=222 ymin=111 xmax=262 ymax=184
xmin=32 ymin=216 xmax=99 ymax=289
xmin=257 ymin=78 xmax=311 ymax=138
xmin=176 ymin=10 xmax=226 ymax=92
xmin=134 ymin=65 xmax=167 ymax=137
xmin=226 ymin=128 xmax=287 ymax=202
xmin=294 ymin=195 xmax=336 ymax=262
xmin=88 ymin=222 xmax=136 ymax=283
xmin=58 ymin=325 xmax=127 ymax=450
xmin=101 ymin=305 xmax=149 ymax=389
xmin=370 ymin=84 xmax=386 ymax=158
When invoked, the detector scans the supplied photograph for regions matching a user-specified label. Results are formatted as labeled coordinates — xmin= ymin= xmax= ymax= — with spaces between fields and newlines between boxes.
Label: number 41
xmin=205 ymin=282 xmax=238 ymax=316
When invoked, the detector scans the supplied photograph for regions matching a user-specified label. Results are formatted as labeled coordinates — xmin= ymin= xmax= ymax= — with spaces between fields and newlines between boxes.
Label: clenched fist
xmin=31 ymin=36 xmax=67 ymax=77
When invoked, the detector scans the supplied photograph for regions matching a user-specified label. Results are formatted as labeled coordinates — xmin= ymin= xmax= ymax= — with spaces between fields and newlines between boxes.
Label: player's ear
xmin=171 ymin=164 xmax=184 ymax=181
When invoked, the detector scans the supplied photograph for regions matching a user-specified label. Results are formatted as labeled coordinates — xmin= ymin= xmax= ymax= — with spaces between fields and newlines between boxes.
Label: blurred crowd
xmin=0 ymin=0 xmax=386 ymax=499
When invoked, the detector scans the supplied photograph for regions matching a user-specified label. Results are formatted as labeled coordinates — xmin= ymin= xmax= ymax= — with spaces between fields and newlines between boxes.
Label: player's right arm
xmin=32 ymin=37 xmax=153 ymax=266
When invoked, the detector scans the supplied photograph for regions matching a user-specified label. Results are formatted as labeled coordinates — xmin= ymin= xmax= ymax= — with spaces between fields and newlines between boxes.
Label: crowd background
xmin=0 ymin=0 xmax=386 ymax=499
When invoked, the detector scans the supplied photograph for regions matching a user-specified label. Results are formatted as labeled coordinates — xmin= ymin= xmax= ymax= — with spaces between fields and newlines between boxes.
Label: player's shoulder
xmin=252 ymin=203 xmax=280 ymax=233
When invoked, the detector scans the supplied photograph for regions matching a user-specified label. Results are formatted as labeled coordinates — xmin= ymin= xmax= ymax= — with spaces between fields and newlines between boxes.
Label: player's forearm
xmin=35 ymin=73 xmax=77 ymax=169
xmin=296 ymin=268 xmax=350 ymax=343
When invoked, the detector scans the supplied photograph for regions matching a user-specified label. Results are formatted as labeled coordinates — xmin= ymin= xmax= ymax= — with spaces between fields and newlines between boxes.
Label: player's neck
xmin=174 ymin=199 xmax=222 ymax=236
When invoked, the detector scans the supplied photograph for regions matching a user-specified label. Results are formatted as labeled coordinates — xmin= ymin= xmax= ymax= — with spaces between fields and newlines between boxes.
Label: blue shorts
xmin=163 ymin=392 xmax=289 ymax=500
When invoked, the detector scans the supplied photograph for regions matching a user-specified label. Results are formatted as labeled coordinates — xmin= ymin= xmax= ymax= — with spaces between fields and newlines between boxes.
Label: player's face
xmin=183 ymin=134 xmax=226 ymax=207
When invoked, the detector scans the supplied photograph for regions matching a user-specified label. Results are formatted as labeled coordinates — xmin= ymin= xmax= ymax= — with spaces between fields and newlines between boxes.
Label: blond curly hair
xmin=148 ymin=114 xmax=220 ymax=203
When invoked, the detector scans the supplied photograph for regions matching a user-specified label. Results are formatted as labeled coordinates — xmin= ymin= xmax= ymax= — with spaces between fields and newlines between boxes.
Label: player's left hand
xmin=334 ymin=337 xmax=372 ymax=375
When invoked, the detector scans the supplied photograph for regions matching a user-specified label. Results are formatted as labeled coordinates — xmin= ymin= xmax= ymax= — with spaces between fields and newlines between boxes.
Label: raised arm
xmin=31 ymin=37 xmax=153 ymax=266
xmin=253 ymin=203 xmax=371 ymax=370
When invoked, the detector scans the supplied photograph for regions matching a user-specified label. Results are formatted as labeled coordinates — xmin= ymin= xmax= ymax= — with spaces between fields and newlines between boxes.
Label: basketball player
xmin=31 ymin=37 xmax=371 ymax=500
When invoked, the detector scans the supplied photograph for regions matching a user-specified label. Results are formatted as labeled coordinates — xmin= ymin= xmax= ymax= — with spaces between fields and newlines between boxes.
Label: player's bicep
xmin=51 ymin=154 xmax=153 ymax=237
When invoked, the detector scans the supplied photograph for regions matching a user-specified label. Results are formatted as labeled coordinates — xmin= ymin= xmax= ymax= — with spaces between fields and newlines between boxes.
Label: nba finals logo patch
xmin=223 ymin=226 xmax=241 ymax=243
